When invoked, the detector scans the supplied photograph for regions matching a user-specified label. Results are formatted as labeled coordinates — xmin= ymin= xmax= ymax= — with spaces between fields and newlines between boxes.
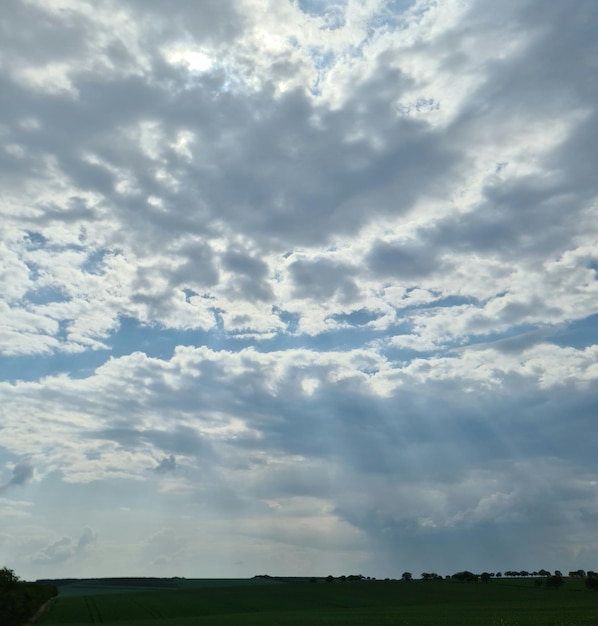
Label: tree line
xmin=399 ymin=569 xmax=598 ymax=590
xmin=0 ymin=567 xmax=57 ymax=626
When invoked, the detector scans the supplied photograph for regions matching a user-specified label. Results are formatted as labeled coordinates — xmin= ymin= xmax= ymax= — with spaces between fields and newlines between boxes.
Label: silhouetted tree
xmin=0 ymin=567 xmax=56 ymax=626
xmin=0 ymin=568 xmax=19 ymax=591
xmin=480 ymin=572 xmax=491 ymax=584
xmin=546 ymin=574 xmax=564 ymax=589
xmin=452 ymin=571 xmax=478 ymax=583
xmin=401 ymin=572 xmax=412 ymax=581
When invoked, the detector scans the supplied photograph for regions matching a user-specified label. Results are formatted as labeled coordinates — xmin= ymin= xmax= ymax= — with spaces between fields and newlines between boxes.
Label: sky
xmin=1 ymin=0 xmax=597 ymax=581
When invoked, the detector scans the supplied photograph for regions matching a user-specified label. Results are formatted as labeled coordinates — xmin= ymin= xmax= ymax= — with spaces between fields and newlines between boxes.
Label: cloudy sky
xmin=1 ymin=0 xmax=597 ymax=581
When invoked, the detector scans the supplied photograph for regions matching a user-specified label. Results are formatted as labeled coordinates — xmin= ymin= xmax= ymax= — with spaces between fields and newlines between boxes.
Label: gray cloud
xmin=366 ymin=240 xmax=441 ymax=280
xmin=289 ymin=258 xmax=359 ymax=303
xmin=32 ymin=528 xmax=97 ymax=566
xmin=0 ymin=461 xmax=34 ymax=494
xmin=153 ymin=455 xmax=177 ymax=474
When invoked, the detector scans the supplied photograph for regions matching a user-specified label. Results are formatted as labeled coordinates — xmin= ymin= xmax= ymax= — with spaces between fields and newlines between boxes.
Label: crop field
xmin=40 ymin=578 xmax=598 ymax=626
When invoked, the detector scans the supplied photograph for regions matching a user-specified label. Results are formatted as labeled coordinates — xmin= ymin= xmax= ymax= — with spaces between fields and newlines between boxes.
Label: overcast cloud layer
xmin=1 ymin=0 xmax=597 ymax=580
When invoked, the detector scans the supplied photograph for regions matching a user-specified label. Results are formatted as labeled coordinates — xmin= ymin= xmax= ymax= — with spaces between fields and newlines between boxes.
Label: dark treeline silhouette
xmin=255 ymin=569 xmax=598 ymax=587
xmin=0 ymin=567 xmax=57 ymax=626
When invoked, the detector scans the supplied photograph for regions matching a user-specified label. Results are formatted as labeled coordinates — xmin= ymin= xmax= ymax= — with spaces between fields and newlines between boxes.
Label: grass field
xmin=40 ymin=578 xmax=598 ymax=625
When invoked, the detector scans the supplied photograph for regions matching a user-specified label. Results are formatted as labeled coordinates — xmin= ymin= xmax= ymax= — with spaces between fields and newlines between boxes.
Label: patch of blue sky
xmin=546 ymin=314 xmax=598 ymax=350
xmin=273 ymin=307 xmax=300 ymax=334
xmin=24 ymin=285 xmax=68 ymax=305
xmin=0 ymin=314 xmax=422 ymax=384
xmin=0 ymin=349 xmax=109 ymax=383
xmin=0 ymin=318 xmax=230 ymax=383
xmin=109 ymin=314 xmax=413 ymax=358
xmin=81 ymin=249 xmax=110 ymax=275
xmin=24 ymin=231 xmax=47 ymax=247
xmin=23 ymin=261 xmax=41 ymax=280
xmin=308 ymin=46 xmax=336 ymax=95
xmin=367 ymin=0 xmax=418 ymax=36
xmin=396 ymin=294 xmax=480 ymax=314
xmin=297 ymin=0 xmax=347 ymax=29
xmin=108 ymin=316 xmax=226 ymax=358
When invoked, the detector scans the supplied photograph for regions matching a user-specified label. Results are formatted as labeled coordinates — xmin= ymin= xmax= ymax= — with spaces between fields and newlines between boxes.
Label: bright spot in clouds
xmin=0 ymin=0 xmax=597 ymax=581
xmin=166 ymin=48 xmax=213 ymax=72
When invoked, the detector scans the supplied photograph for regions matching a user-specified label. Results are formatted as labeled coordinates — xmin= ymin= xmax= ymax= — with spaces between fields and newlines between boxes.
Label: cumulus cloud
xmin=31 ymin=528 xmax=98 ymax=566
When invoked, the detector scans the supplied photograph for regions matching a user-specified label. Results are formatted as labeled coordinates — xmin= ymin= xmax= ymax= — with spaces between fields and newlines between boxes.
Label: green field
xmin=40 ymin=578 xmax=598 ymax=626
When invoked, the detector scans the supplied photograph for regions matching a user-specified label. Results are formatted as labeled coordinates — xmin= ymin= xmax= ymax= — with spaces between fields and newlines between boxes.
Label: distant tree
xmin=568 ymin=569 xmax=585 ymax=578
xmin=495 ymin=572 xmax=502 ymax=578
xmin=452 ymin=571 xmax=478 ymax=583
xmin=538 ymin=569 xmax=550 ymax=577
xmin=480 ymin=572 xmax=491 ymax=584
xmin=401 ymin=572 xmax=413 ymax=581
xmin=326 ymin=575 xmax=334 ymax=583
xmin=554 ymin=570 xmax=563 ymax=577
xmin=347 ymin=574 xmax=363 ymax=581
xmin=546 ymin=575 xmax=564 ymax=589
